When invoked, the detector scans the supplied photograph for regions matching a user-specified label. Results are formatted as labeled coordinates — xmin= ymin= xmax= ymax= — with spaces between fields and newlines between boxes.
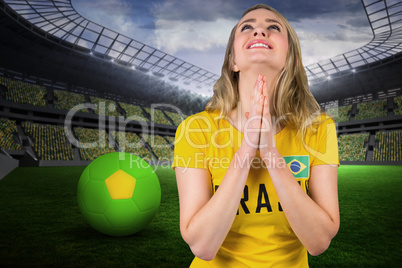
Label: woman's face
xmin=232 ymin=8 xmax=289 ymax=73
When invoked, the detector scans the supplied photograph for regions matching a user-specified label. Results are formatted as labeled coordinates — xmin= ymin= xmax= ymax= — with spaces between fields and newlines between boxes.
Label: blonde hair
xmin=205 ymin=4 xmax=324 ymax=136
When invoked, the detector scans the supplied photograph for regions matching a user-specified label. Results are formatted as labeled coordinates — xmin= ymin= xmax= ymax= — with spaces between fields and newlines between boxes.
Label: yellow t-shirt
xmin=172 ymin=110 xmax=339 ymax=267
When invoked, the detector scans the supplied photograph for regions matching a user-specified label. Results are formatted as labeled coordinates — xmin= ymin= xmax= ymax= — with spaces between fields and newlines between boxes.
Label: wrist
xmin=236 ymin=143 xmax=257 ymax=168
xmin=239 ymin=137 xmax=258 ymax=158
xmin=261 ymin=147 xmax=285 ymax=170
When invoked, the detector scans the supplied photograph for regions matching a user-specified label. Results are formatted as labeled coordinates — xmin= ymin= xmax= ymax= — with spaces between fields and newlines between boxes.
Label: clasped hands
xmin=244 ymin=74 xmax=278 ymax=161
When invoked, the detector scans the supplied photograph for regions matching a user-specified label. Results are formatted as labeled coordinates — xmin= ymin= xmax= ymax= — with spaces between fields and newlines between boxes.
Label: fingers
xmin=262 ymin=75 xmax=268 ymax=97
xmin=254 ymin=75 xmax=263 ymax=105
xmin=262 ymin=96 xmax=270 ymax=128
xmin=248 ymin=74 xmax=269 ymax=123
xmin=252 ymin=74 xmax=261 ymax=103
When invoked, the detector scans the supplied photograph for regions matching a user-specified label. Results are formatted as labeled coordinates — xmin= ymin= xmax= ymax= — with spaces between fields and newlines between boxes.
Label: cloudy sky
xmin=72 ymin=0 xmax=372 ymax=94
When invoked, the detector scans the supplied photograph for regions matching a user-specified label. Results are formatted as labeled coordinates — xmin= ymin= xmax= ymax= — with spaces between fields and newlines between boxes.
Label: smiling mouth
xmin=250 ymin=43 xmax=270 ymax=49
xmin=247 ymin=42 xmax=273 ymax=50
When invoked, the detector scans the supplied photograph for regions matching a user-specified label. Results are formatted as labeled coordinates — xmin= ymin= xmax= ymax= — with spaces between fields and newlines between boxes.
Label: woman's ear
xmin=229 ymin=53 xmax=239 ymax=72
xmin=232 ymin=64 xmax=240 ymax=72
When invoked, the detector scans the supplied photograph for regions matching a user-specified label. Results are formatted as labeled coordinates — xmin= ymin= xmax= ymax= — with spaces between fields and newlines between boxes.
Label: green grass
xmin=309 ymin=165 xmax=402 ymax=267
xmin=0 ymin=165 xmax=193 ymax=267
xmin=0 ymin=165 xmax=401 ymax=267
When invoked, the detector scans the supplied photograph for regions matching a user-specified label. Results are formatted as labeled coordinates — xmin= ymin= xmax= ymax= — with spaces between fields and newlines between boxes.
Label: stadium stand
xmin=119 ymin=102 xmax=149 ymax=122
xmin=0 ymin=0 xmax=401 ymax=170
xmin=54 ymin=90 xmax=88 ymax=112
xmin=110 ymin=131 xmax=154 ymax=160
xmin=355 ymin=99 xmax=387 ymax=120
xmin=143 ymin=107 xmax=173 ymax=125
xmin=394 ymin=96 xmax=402 ymax=116
xmin=372 ymin=130 xmax=402 ymax=161
xmin=89 ymin=96 xmax=121 ymax=117
xmin=338 ymin=133 xmax=369 ymax=161
xmin=22 ymin=121 xmax=74 ymax=161
xmin=165 ymin=136 xmax=175 ymax=145
xmin=74 ymin=127 xmax=115 ymax=161
xmin=0 ymin=117 xmax=21 ymax=150
xmin=164 ymin=111 xmax=188 ymax=126
xmin=0 ymin=76 xmax=47 ymax=107
xmin=142 ymin=134 xmax=174 ymax=162
xmin=326 ymin=105 xmax=352 ymax=123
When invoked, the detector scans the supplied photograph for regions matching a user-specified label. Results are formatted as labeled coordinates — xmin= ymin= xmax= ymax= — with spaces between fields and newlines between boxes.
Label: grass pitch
xmin=0 ymin=165 xmax=401 ymax=267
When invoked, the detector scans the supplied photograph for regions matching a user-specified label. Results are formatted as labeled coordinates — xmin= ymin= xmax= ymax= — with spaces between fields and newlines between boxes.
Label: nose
xmin=253 ymin=27 xmax=266 ymax=37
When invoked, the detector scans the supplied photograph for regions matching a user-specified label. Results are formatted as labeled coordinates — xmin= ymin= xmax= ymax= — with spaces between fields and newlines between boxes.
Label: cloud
xmin=73 ymin=0 xmax=156 ymax=44
xmin=153 ymin=17 xmax=235 ymax=54
xmin=346 ymin=17 xmax=371 ymax=28
xmin=150 ymin=0 xmax=246 ymax=21
xmin=73 ymin=0 xmax=374 ymax=76
xmin=150 ymin=0 xmax=243 ymax=55
xmin=293 ymin=16 xmax=372 ymax=66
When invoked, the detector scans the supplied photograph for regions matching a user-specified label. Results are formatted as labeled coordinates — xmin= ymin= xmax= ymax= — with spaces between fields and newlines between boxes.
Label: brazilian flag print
xmin=283 ymin=155 xmax=309 ymax=178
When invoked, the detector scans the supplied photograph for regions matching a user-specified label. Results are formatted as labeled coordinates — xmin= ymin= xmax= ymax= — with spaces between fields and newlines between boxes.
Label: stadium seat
xmin=74 ymin=127 xmax=115 ymax=161
xmin=372 ymin=130 xmax=402 ymax=161
xmin=54 ymin=90 xmax=88 ymax=112
xmin=110 ymin=130 xmax=154 ymax=161
xmin=22 ymin=121 xmax=74 ymax=161
xmin=326 ymin=105 xmax=352 ymax=123
xmin=394 ymin=96 xmax=402 ymax=116
xmin=0 ymin=117 xmax=21 ymax=150
xmin=143 ymin=107 xmax=173 ymax=125
xmin=338 ymin=133 xmax=369 ymax=161
xmin=355 ymin=100 xmax=387 ymax=120
xmin=119 ymin=102 xmax=149 ymax=122
xmin=141 ymin=134 xmax=173 ymax=161
xmin=0 ymin=76 xmax=47 ymax=107
xmin=90 ymin=96 xmax=121 ymax=117
xmin=164 ymin=111 xmax=188 ymax=126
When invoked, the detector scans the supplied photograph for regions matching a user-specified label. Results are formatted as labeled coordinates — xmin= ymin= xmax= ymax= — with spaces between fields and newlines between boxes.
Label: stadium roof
xmin=306 ymin=0 xmax=402 ymax=83
xmin=0 ymin=0 xmax=401 ymax=104
xmin=1 ymin=0 xmax=219 ymax=94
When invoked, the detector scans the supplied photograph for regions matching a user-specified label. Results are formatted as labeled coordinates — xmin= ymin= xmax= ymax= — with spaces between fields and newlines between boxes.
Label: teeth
xmin=250 ymin=43 xmax=270 ymax=49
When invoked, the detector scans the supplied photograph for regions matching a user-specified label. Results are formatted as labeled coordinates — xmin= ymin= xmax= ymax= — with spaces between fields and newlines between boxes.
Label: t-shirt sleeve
xmin=171 ymin=116 xmax=209 ymax=170
xmin=311 ymin=116 xmax=340 ymax=166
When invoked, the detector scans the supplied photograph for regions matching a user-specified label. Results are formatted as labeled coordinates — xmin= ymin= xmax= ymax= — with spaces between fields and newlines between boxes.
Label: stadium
xmin=0 ymin=0 xmax=401 ymax=266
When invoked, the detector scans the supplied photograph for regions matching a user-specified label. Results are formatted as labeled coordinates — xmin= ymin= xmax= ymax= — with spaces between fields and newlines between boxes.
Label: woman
xmin=172 ymin=4 xmax=339 ymax=267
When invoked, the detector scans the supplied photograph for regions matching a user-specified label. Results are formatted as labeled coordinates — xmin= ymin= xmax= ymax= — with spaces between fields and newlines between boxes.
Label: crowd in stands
xmin=355 ymin=99 xmax=387 ymax=120
xmin=141 ymin=134 xmax=173 ymax=161
xmin=119 ymin=102 xmax=149 ymax=122
xmin=74 ymin=127 xmax=115 ymax=161
xmin=325 ymin=105 xmax=352 ymax=123
xmin=89 ymin=96 xmax=121 ymax=117
xmin=164 ymin=111 xmax=187 ymax=126
xmin=22 ymin=121 xmax=74 ymax=161
xmin=54 ymin=90 xmax=88 ymax=112
xmin=394 ymin=96 xmax=402 ymax=116
xmin=4 ymin=74 xmax=402 ymax=164
xmin=143 ymin=107 xmax=172 ymax=125
xmin=165 ymin=136 xmax=175 ymax=145
xmin=372 ymin=130 xmax=402 ymax=161
xmin=110 ymin=131 xmax=154 ymax=160
xmin=0 ymin=118 xmax=21 ymax=150
xmin=338 ymin=133 xmax=369 ymax=161
xmin=0 ymin=76 xmax=47 ymax=107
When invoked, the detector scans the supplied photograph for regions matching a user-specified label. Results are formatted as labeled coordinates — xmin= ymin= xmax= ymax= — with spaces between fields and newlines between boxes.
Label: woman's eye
xmin=268 ymin=25 xmax=281 ymax=32
xmin=241 ymin=24 xmax=253 ymax=31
